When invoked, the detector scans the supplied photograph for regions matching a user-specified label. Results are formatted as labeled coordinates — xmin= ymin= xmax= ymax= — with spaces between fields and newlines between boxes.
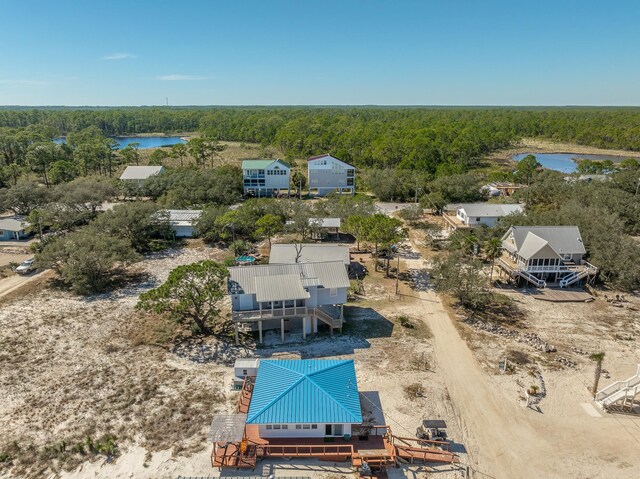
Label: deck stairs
xmin=389 ymin=435 xmax=459 ymax=465
xmin=596 ymin=365 xmax=640 ymax=409
xmin=497 ymin=258 xmax=546 ymax=288
xmin=314 ymin=307 xmax=343 ymax=329
xmin=559 ymin=262 xmax=598 ymax=288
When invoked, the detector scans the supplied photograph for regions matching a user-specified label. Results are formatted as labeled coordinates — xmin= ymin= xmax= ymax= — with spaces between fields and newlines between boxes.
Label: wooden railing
xmin=258 ymin=443 xmax=354 ymax=458
xmin=232 ymin=306 xmax=310 ymax=322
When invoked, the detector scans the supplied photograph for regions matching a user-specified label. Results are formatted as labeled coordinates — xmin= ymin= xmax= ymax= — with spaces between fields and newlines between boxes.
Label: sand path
xmin=0 ymin=270 xmax=46 ymax=299
xmin=404 ymin=240 xmax=640 ymax=478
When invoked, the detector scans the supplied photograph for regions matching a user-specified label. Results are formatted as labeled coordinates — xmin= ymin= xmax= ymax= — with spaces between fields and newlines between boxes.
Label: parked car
xmin=15 ymin=258 xmax=35 ymax=275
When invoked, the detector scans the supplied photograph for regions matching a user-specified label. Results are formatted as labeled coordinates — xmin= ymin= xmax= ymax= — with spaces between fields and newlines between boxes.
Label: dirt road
xmin=0 ymin=271 xmax=46 ymax=299
xmin=404 ymin=243 xmax=640 ymax=478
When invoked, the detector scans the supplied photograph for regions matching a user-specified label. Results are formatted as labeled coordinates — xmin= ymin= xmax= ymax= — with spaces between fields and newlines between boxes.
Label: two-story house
xmin=497 ymin=225 xmax=598 ymax=288
xmin=307 ymin=154 xmax=355 ymax=196
xmin=227 ymin=261 xmax=349 ymax=344
xmin=242 ymin=159 xmax=291 ymax=197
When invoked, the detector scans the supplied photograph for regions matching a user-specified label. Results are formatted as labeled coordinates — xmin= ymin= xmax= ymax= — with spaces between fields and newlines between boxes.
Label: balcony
xmin=232 ymin=305 xmax=310 ymax=322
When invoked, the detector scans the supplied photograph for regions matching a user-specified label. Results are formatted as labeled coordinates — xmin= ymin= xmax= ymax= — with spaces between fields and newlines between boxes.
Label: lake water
xmin=54 ymin=136 xmax=186 ymax=149
xmin=512 ymin=152 xmax=633 ymax=173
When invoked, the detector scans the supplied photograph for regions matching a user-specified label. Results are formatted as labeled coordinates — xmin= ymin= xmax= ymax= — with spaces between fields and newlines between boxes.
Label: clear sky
xmin=1 ymin=0 xmax=639 ymax=106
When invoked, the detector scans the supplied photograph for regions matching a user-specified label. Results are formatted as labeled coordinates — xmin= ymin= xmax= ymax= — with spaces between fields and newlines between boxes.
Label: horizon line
xmin=2 ymin=104 xmax=640 ymax=109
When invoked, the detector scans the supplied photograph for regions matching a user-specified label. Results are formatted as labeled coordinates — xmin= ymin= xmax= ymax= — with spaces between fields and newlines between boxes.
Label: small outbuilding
xmin=166 ymin=209 xmax=202 ymax=238
xmin=0 ymin=216 xmax=31 ymax=241
xmin=233 ymin=358 xmax=260 ymax=389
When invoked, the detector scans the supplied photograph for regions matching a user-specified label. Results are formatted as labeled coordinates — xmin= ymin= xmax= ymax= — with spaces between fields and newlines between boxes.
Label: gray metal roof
xmin=207 ymin=413 xmax=247 ymax=442
xmin=309 ymin=217 xmax=341 ymax=228
xmin=269 ymin=244 xmax=350 ymax=265
xmin=454 ymin=203 xmax=524 ymax=218
xmin=119 ymin=165 xmax=164 ymax=180
xmin=504 ymin=226 xmax=586 ymax=259
xmin=165 ymin=209 xmax=202 ymax=226
xmin=0 ymin=216 xmax=30 ymax=231
xmin=228 ymin=261 xmax=349 ymax=296
xmin=255 ymin=274 xmax=311 ymax=302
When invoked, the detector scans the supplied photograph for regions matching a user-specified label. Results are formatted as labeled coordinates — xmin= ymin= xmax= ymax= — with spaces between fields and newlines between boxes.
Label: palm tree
xmin=485 ymin=237 xmax=503 ymax=282
xmin=589 ymin=351 xmax=606 ymax=397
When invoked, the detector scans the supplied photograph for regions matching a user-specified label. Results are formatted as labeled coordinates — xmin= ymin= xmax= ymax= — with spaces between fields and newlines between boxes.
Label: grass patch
xmin=403 ymin=382 xmax=426 ymax=400
xmin=129 ymin=312 xmax=181 ymax=347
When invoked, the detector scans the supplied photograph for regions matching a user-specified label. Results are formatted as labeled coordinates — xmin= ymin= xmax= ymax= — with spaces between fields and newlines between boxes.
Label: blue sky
xmin=1 ymin=0 xmax=639 ymax=106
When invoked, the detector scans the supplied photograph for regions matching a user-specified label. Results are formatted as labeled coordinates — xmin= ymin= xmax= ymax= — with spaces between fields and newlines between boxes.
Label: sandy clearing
xmin=2 ymin=245 xmax=468 ymax=479
xmin=405 ymin=238 xmax=640 ymax=479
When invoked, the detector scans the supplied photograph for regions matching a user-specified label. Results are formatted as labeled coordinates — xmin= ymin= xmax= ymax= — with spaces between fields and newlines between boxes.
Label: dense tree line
xmin=2 ymin=107 xmax=640 ymax=176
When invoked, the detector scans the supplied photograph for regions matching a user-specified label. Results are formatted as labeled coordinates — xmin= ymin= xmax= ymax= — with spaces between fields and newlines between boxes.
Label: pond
xmin=512 ymin=152 xmax=634 ymax=174
xmin=54 ymin=136 xmax=187 ymax=149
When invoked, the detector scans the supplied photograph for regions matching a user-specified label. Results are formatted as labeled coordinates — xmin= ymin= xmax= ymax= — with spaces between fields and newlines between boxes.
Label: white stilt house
xmin=227 ymin=262 xmax=349 ymax=344
xmin=497 ymin=226 xmax=598 ymax=288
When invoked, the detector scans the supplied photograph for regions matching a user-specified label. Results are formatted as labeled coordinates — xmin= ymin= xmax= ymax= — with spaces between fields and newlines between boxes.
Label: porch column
xmin=302 ymin=316 xmax=306 ymax=339
xmin=258 ymin=320 xmax=263 ymax=344
xmin=313 ymin=316 xmax=318 ymax=334
xmin=281 ymin=318 xmax=285 ymax=343
xmin=234 ymin=323 xmax=239 ymax=346
xmin=340 ymin=305 xmax=344 ymax=320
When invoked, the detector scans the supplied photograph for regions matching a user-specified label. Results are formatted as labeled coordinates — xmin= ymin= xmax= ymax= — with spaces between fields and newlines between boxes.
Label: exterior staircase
xmin=497 ymin=258 xmax=546 ymax=288
xmin=596 ymin=365 xmax=640 ymax=409
xmin=559 ymin=261 xmax=598 ymax=288
xmin=314 ymin=307 xmax=343 ymax=330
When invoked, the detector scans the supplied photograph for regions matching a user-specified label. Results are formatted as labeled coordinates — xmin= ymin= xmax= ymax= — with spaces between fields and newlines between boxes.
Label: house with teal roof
xmin=242 ymin=159 xmax=291 ymax=197
xmin=247 ymin=359 xmax=363 ymax=438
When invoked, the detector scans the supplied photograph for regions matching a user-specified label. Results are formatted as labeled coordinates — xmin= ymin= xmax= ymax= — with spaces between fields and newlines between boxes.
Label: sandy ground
xmin=0 ymin=245 xmax=467 ymax=479
xmin=0 ymin=270 xmax=48 ymax=299
xmin=3 ymin=228 xmax=639 ymax=479
xmin=401 ymin=232 xmax=640 ymax=478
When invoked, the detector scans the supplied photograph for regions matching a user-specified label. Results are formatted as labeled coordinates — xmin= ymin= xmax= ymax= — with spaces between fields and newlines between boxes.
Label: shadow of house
xmin=342 ymin=306 xmax=394 ymax=339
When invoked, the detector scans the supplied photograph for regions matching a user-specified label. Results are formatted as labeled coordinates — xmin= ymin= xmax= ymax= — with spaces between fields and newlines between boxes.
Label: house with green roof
xmin=242 ymin=159 xmax=290 ymax=197
xmin=246 ymin=359 xmax=363 ymax=438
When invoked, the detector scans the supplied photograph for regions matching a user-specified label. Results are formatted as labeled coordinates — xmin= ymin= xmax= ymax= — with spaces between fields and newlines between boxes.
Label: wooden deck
xmin=534 ymin=289 xmax=593 ymax=302
xmin=213 ymin=381 xmax=459 ymax=470
xmin=212 ymin=442 xmax=258 ymax=468
xmin=237 ymin=376 xmax=254 ymax=414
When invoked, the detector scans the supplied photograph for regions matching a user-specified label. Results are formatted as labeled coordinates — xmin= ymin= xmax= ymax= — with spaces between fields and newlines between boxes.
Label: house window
xmin=282 ymin=425 xmax=288 ymax=430
xmin=330 ymin=288 xmax=337 ymax=297
xmin=242 ymin=369 xmax=248 ymax=376
xmin=273 ymin=425 xmax=281 ymax=430
xmin=302 ymin=424 xmax=310 ymax=429
xmin=476 ymin=218 xmax=481 ymax=222
xmin=296 ymin=425 xmax=302 ymax=429
xmin=311 ymin=424 xmax=317 ymax=429
xmin=266 ymin=425 xmax=273 ymax=430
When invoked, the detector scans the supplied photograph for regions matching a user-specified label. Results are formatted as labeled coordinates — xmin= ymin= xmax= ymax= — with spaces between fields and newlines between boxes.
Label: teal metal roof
xmin=246 ymin=359 xmax=362 ymax=425
xmin=242 ymin=159 xmax=290 ymax=169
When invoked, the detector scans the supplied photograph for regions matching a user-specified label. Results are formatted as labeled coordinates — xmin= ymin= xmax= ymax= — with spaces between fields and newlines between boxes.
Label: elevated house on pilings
xmin=497 ymin=225 xmax=598 ymax=289
xmin=227 ymin=261 xmax=349 ymax=344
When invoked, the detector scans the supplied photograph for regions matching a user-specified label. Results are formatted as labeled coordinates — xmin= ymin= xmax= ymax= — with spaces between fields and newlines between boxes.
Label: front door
xmin=325 ymin=424 xmax=343 ymax=436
